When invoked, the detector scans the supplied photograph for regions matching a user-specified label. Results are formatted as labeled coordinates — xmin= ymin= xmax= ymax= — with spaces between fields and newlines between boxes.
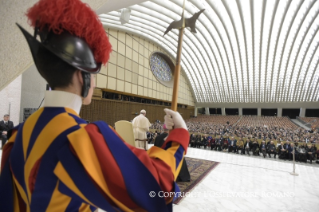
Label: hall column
xmin=194 ymin=107 xmax=198 ymax=117
xmin=299 ymin=108 xmax=306 ymax=117
xmin=205 ymin=107 xmax=210 ymax=115
xmin=277 ymin=108 xmax=282 ymax=117
xmin=238 ymin=108 xmax=242 ymax=116
xmin=222 ymin=107 xmax=226 ymax=116
xmin=258 ymin=108 xmax=261 ymax=117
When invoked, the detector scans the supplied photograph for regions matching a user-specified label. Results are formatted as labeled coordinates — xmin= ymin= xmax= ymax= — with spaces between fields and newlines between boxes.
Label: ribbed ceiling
xmin=100 ymin=0 xmax=319 ymax=103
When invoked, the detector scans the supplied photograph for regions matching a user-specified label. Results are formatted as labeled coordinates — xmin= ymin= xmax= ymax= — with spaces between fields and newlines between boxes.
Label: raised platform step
xmin=291 ymin=119 xmax=311 ymax=130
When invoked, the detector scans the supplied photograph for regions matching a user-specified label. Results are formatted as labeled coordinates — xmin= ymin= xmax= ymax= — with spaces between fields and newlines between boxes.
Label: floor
xmin=1 ymin=147 xmax=319 ymax=212
xmin=173 ymin=147 xmax=319 ymax=212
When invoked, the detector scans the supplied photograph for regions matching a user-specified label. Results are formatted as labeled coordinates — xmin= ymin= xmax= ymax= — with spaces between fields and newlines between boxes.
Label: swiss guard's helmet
xmin=17 ymin=0 xmax=112 ymax=97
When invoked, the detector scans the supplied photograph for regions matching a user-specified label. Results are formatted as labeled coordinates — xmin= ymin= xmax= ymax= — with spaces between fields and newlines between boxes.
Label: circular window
xmin=149 ymin=52 xmax=174 ymax=87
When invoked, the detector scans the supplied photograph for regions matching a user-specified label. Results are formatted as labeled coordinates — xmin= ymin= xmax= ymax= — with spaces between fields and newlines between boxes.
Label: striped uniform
xmin=0 ymin=107 xmax=189 ymax=212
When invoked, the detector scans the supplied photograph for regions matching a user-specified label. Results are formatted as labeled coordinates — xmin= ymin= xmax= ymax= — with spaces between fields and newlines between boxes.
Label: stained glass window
xmin=150 ymin=53 xmax=173 ymax=82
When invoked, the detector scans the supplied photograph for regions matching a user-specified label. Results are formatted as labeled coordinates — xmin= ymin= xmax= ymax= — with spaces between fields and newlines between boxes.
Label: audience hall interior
xmin=1 ymin=0 xmax=319 ymax=211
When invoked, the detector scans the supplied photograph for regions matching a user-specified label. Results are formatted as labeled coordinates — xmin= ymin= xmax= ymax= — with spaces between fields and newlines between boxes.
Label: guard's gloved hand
xmin=164 ymin=108 xmax=187 ymax=130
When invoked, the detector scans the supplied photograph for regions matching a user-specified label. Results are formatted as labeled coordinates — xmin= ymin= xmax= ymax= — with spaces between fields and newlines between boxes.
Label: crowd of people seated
xmin=237 ymin=116 xmax=299 ymax=130
xmin=146 ymin=131 xmax=159 ymax=144
xmin=150 ymin=114 xmax=319 ymax=164
xmin=185 ymin=115 xmax=240 ymax=134
xmin=150 ymin=121 xmax=164 ymax=131
xmin=189 ymin=135 xmax=318 ymax=164
xmin=185 ymin=115 xmax=319 ymax=144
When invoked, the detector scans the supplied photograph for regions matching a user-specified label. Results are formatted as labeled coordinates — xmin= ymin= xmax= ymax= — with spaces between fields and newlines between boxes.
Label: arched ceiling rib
xmin=100 ymin=0 xmax=319 ymax=103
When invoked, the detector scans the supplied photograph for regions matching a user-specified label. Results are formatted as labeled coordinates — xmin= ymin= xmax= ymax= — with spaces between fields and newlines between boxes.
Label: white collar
xmin=43 ymin=90 xmax=82 ymax=114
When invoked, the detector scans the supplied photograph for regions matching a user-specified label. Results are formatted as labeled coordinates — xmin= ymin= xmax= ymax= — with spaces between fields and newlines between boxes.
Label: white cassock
xmin=132 ymin=114 xmax=151 ymax=149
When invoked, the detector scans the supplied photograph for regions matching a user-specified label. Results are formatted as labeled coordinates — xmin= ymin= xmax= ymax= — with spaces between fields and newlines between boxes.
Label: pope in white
xmin=132 ymin=109 xmax=151 ymax=149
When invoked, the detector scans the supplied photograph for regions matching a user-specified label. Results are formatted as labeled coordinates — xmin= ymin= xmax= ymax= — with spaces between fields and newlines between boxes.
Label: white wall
xmin=0 ymin=65 xmax=46 ymax=125
xmin=0 ymin=75 xmax=22 ymax=126
xmin=0 ymin=0 xmax=121 ymax=91
xmin=19 ymin=65 xmax=47 ymax=122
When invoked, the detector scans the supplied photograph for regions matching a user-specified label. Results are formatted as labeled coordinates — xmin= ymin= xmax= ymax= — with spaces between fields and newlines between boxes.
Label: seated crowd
xmin=189 ymin=135 xmax=318 ymax=164
xmin=186 ymin=115 xmax=319 ymax=164
xmin=186 ymin=115 xmax=319 ymax=144
xmin=150 ymin=115 xmax=319 ymax=164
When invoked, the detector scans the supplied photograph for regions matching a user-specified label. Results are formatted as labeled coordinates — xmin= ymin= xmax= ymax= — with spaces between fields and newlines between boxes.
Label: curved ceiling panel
xmin=100 ymin=0 xmax=319 ymax=103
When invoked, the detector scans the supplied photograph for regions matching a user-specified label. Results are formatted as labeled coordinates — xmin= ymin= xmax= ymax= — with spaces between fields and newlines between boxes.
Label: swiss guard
xmin=0 ymin=0 xmax=189 ymax=211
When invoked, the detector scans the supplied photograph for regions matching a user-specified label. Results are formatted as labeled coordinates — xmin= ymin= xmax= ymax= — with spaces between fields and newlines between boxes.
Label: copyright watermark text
xmin=149 ymin=191 xmax=294 ymax=198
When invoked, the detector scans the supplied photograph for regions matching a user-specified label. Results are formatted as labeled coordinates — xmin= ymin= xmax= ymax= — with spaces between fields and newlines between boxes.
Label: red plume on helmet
xmin=26 ymin=0 xmax=112 ymax=65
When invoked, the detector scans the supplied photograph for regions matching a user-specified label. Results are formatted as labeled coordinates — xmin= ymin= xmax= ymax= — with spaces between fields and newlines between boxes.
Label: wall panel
xmin=125 ymin=70 xmax=132 ymax=82
xmin=108 ymin=63 xmax=117 ymax=78
xmin=80 ymin=99 xmax=194 ymax=126
xmin=97 ymin=75 xmax=107 ymax=88
xmin=109 ymin=36 xmax=117 ymax=51
xmin=118 ymin=41 xmax=125 ymax=55
xmin=125 ymin=82 xmax=131 ymax=93
xmin=117 ymin=80 xmax=124 ymax=92
xmin=109 ymin=52 xmax=117 ymax=64
xmin=100 ymin=65 xmax=107 ymax=75
xmin=118 ymin=54 xmax=125 ymax=68
xmin=132 ymin=73 xmax=138 ymax=85
xmin=108 ymin=77 xmax=116 ymax=90
xmin=96 ymin=29 xmax=195 ymax=106
xmin=132 ymin=84 xmax=137 ymax=94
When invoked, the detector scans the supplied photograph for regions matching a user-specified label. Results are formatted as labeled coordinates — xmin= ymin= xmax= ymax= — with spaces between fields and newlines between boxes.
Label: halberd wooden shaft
xmin=164 ymin=0 xmax=203 ymax=112
xmin=171 ymin=28 xmax=184 ymax=111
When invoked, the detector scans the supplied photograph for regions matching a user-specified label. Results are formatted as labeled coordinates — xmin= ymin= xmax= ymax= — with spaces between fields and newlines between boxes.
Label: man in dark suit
xmin=259 ymin=141 xmax=267 ymax=158
xmin=297 ymin=143 xmax=307 ymax=162
xmin=154 ymin=129 xmax=168 ymax=147
xmin=210 ymin=137 xmax=216 ymax=150
xmin=202 ymin=136 xmax=208 ymax=149
xmin=306 ymin=143 xmax=315 ymax=164
xmin=196 ymin=135 xmax=202 ymax=148
xmin=190 ymin=134 xmax=195 ymax=147
xmin=244 ymin=138 xmax=252 ymax=155
xmin=267 ymin=141 xmax=277 ymax=158
xmin=251 ymin=139 xmax=259 ymax=156
xmin=228 ymin=137 xmax=237 ymax=153
xmin=215 ymin=137 xmax=222 ymax=151
xmin=287 ymin=143 xmax=296 ymax=161
xmin=278 ymin=142 xmax=287 ymax=160
xmin=222 ymin=137 xmax=229 ymax=151
xmin=0 ymin=114 xmax=14 ymax=149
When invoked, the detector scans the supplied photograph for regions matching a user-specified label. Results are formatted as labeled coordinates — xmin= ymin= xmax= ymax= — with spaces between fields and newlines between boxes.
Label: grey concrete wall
xmin=0 ymin=0 xmax=139 ymax=91
xmin=19 ymin=65 xmax=47 ymax=122
xmin=0 ymin=75 xmax=21 ymax=125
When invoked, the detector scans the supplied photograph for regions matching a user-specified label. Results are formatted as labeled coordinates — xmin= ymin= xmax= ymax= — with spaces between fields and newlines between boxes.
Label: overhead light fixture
xmin=120 ymin=8 xmax=131 ymax=25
